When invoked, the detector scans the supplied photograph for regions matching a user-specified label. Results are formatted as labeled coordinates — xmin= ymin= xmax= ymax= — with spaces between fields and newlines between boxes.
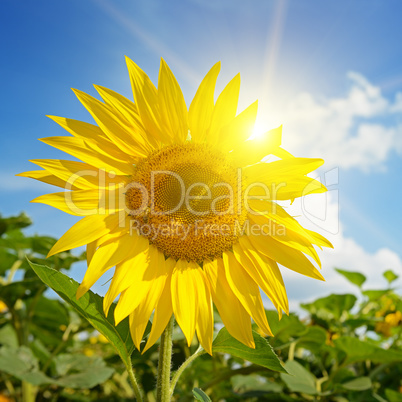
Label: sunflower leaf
xmin=335 ymin=268 xmax=366 ymax=288
xmin=212 ymin=328 xmax=286 ymax=373
xmin=334 ymin=336 xmax=402 ymax=364
xmin=27 ymin=259 xmax=140 ymax=367
xmin=383 ymin=269 xmax=399 ymax=284
xmin=192 ymin=387 xmax=212 ymax=401
xmin=280 ymin=360 xmax=317 ymax=395
xmin=340 ymin=376 xmax=372 ymax=391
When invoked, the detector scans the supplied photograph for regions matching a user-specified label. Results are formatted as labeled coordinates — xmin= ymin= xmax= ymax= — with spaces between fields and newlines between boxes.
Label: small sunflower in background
xmin=19 ymin=57 xmax=332 ymax=354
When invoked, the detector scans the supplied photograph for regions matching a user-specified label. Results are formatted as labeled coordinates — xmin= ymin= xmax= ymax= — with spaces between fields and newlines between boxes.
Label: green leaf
xmin=265 ymin=310 xmax=305 ymax=341
xmin=341 ymin=376 xmax=372 ymax=391
xmin=296 ymin=326 xmax=327 ymax=353
xmin=0 ymin=345 xmax=51 ymax=386
xmin=383 ymin=270 xmax=399 ymax=284
xmin=212 ymin=327 xmax=286 ymax=373
xmin=344 ymin=318 xmax=372 ymax=330
xmin=0 ymin=345 xmax=114 ymax=389
xmin=301 ymin=294 xmax=357 ymax=320
xmin=231 ymin=374 xmax=283 ymax=393
xmin=0 ymin=212 xmax=32 ymax=237
xmin=0 ymin=229 xmax=32 ymax=251
xmin=53 ymin=354 xmax=114 ymax=389
xmin=334 ymin=337 xmax=402 ymax=364
xmin=331 ymin=367 xmax=357 ymax=385
xmin=0 ymin=278 xmax=44 ymax=308
xmin=280 ymin=360 xmax=317 ymax=395
xmin=0 ymin=248 xmax=18 ymax=276
xmin=192 ymin=387 xmax=211 ymax=402
xmin=30 ymin=339 xmax=51 ymax=365
xmin=385 ymin=388 xmax=402 ymax=401
xmin=28 ymin=259 xmax=137 ymax=368
xmin=0 ymin=324 xmax=19 ymax=348
xmin=362 ymin=289 xmax=391 ymax=301
xmin=30 ymin=296 xmax=70 ymax=331
xmin=30 ymin=235 xmax=56 ymax=255
xmin=335 ymin=268 xmax=366 ymax=287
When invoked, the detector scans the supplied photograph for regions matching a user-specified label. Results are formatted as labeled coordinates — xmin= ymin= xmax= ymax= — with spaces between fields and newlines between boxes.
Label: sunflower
xmin=18 ymin=57 xmax=332 ymax=355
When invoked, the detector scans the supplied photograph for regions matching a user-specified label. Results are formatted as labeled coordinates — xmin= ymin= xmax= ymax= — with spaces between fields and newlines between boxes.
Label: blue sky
xmin=1 ymin=0 xmax=401 ymax=305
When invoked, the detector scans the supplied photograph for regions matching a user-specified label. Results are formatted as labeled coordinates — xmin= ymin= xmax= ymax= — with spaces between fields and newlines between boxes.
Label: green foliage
xmin=335 ymin=267 xmax=366 ymax=287
xmin=192 ymin=387 xmax=211 ymax=401
xmin=28 ymin=261 xmax=137 ymax=368
xmin=212 ymin=327 xmax=286 ymax=373
xmin=0 ymin=213 xmax=118 ymax=401
xmin=280 ymin=360 xmax=318 ymax=395
xmin=1 ymin=212 xmax=402 ymax=401
xmin=301 ymin=293 xmax=357 ymax=320
xmin=334 ymin=336 xmax=402 ymax=364
xmin=383 ymin=269 xmax=399 ymax=284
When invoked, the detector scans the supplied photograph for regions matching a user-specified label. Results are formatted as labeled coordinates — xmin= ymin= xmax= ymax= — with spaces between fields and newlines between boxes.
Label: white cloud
xmin=266 ymin=71 xmax=402 ymax=172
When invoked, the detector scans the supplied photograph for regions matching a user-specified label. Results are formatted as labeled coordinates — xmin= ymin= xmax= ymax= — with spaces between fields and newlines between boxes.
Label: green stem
xmin=22 ymin=381 xmax=37 ymax=402
xmin=7 ymin=259 xmax=23 ymax=284
xmin=170 ymin=345 xmax=204 ymax=396
xmin=156 ymin=316 xmax=174 ymax=402
xmin=288 ymin=341 xmax=297 ymax=361
xmin=126 ymin=362 xmax=144 ymax=402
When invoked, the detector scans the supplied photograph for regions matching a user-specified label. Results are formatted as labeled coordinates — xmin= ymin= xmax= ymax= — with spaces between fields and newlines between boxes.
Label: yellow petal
xmin=247 ymin=233 xmax=325 ymax=281
xmin=46 ymin=115 xmax=132 ymax=161
xmin=231 ymin=125 xmax=282 ymax=167
xmin=28 ymin=160 xmax=96 ymax=190
xmin=207 ymin=73 xmax=240 ymax=144
xmin=73 ymin=89 xmax=150 ymax=157
xmin=219 ymin=100 xmax=258 ymax=152
xmin=77 ymin=231 xmax=140 ymax=299
xmin=234 ymin=237 xmax=288 ymax=315
xmin=244 ymin=158 xmax=324 ymax=182
xmin=48 ymin=213 xmax=121 ymax=257
xmin=248 ymin=213 xmax=321 ymax=267
xmin=194 ymin=269 xmax=214 ymax=355
xmin=31 ymin=189 xmax=107 ymax=216
xmin=158 ymin=58 xmax=188 ymax=143
xmin=222 ymin=251 xmax=272 ymax=336
xmin=28 ymin=159 xmax=118 ymax=190
xmin=129 ymin=251 xmax=171 ymax=350
xmin=248 ymin=199 xmax=318 ymax=244
xmin=86 ymin=216 xmax=132 ymax=266
xmin=142 ymin=267 xmax=174 ymax=354
xmin=204 ymin=259 xmax=255 ymax=348
xmin=304 ymin=229 xmax=334 ymax=249
xmin=94 ymin=85 xmax=161 ymax=151
xmin=39 ymin=136 xmax=134 ymax=176
xmin=113 ymin=245 xmax=163 ymax=324
xmin=102 ymin=234 xmax=149 ymax=315
xmin=125 ymin=56 xmax=171 ymax=144
xmin=86 ymin=241 xmax=97 ymax=266
xmin=248 ymin=200 xmax=331 ymax=253
xmin=188 ymin=62 xmax=220 ymax=143
xmin=171 ymin=259 xmax=199 ymax=346
xmin=246 ymin=175 xmax=326 ymax=200
xmin=16 ymin=170 xmax=80 ymax=190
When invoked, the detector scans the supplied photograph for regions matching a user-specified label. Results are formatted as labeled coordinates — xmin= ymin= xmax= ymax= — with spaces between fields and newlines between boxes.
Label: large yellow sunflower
xmin=18 ymin=57 xmax=332 ymax=355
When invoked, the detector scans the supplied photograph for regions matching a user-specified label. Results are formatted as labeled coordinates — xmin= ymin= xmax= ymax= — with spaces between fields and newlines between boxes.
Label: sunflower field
xmin=0 ymin=212 xmax=401 ymax=402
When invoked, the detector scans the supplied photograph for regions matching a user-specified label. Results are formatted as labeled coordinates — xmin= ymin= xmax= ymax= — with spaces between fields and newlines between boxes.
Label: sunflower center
xmin=126 ymin=142 xmax=247 ymax=262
